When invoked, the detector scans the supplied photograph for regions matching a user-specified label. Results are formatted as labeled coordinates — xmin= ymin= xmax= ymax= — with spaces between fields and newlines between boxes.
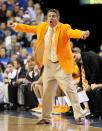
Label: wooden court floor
xmin=0 ymin=111 xmax=102 ymax=131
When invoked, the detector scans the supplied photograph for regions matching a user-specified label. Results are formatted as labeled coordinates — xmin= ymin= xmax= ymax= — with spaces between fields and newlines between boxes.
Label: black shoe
xmin=65 ymin=110 xmax=73 ymax=116
xmin=3 ymin=103 xmax=10 ymax=110
xmin=86 ymin=113 xmax=100 ymax=119
xmin=0 ymin=103 xmax=5 ymax=111
xmin=37 ymin=119 xmax=51 ymax=124
xmin=25 ymin=106 xmax=31 ymax=111
xmin=17 ymin=105 xmax=26 ymax=111
xmin=11 ymin=104 xmax=17 ymax=110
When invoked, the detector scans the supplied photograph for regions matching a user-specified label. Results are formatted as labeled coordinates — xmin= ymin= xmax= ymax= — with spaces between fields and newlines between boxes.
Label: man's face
xmin=1 ymin=48 xmax=6 ymax=57
xmin=27 ymin=59 xmax=34 ymax=70
xmin=47 ymin=12 xmax=59 ymax=28
xmin=7 ymin=64 xmax=13 ymax=72
xmin=73 ymin=53 xmax=82 ymax=63
xmin=13 ymin=61 xmax=20 ymax=69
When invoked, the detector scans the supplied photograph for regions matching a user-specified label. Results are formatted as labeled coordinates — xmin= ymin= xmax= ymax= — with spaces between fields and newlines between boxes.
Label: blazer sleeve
xmin=14 ymin=23 xmax=38 ymax=34
xmin=65 ymin=24 xmax=85 ymax=39
xmin=82 ymin=51 xmax=100 ymax=85
xmin=87 ymin=55 xmax=99 ymax=85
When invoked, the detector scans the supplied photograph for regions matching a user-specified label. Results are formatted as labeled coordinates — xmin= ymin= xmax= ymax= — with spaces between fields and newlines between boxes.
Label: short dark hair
xmin=15 ymin=58 xmax=24 ymax=67
xmin=0 ymin=62 xmax=5 ymax=72
xmin=7 ymin=62 xmax=13 ymax=66
xmin=47 ymin=9 xmax=60 ymax=19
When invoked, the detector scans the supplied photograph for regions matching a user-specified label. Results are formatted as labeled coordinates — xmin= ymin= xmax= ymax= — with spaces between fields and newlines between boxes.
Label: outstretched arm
xmin=7 ymin=21 xmax=38 ymax=34
xmin=66 ymin=24 xmax=90 ymax=39
xmin=91 ymin=83 xmax=102 ymax=90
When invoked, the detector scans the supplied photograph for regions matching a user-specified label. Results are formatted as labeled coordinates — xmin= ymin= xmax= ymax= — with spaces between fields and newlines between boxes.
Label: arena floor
xmin=0 ymin=111 xmax=102 ymax=131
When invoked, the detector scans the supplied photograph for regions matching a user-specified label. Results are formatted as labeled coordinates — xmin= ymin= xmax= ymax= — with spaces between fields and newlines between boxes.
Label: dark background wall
xmin=42 ymin=0 xmax=102 ymax=52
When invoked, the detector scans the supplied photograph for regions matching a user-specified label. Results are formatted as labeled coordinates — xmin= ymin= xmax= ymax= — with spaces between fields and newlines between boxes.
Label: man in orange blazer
xmin=8 ymin=9 xmax=90 ymax=125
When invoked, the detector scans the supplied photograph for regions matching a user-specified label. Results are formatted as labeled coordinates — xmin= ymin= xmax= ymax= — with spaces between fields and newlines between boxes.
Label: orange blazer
xmin=15 ymin=22 xmax=85 ymax=74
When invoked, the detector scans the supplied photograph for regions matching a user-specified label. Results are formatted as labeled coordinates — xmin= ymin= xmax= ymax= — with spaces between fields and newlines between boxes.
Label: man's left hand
xmin=82 ymin=30 xmax=90 ymax=40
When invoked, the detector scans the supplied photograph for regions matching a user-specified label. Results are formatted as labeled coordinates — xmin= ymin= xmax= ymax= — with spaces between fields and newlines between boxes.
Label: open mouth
xmin=50 ymin=21 xmax=52 ymax=23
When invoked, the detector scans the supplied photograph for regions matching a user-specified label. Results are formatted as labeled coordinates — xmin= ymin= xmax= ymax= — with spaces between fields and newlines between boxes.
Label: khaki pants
xmin=42 ymin=60 xmax=83 ymax=120
xmin=33 ymin=77 xmax=43 ymax=99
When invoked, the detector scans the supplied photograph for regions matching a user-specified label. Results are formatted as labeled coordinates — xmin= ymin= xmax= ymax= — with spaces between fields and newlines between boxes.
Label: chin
xmin=49 ymin=23 xmax=54 ymax=27
xmin=75 ymin=59 xmax=79 ymax=63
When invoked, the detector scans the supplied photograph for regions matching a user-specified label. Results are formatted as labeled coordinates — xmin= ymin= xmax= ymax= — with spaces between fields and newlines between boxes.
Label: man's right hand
xmin=7 ymin=21 xmax=16 ymax=29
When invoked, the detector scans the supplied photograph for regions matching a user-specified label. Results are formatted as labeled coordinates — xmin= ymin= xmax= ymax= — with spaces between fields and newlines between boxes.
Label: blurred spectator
xmin=17 ymin=0 xmax=28 ymax=10
xmin=14 ymin=2 xmax=20 ymax=16
xmin=0 ymin=41 xmax=5 ymax=49
xmin=0 ymin=22 xmax=6 ymax=40
xmin=8 ymin=58 xmax=26 ymax=109
xmin=0 ymin=62 xmax=5 ymax=105
xmin=17 ymin=56 xmax=39 ymax=110
xmin=0 ymin=4 xmax=7 ymax=22
xmin=33 ymin=2 xmax=44 ymax=25
xmin=72 ymin=47 xmax=81 ymax=53
xmin=17 ymin=7 xmax=25 ymax=19
xmin=30 ymin=39 xmax=36 ymax=54
xmin=3 ymin=62 xmax=17 ymax=107
xmin=23 ymin=13 xmax=31 ymax=24
xmin=13 ymin=44 xmax=21 ymax=56
xmin=11 ymin=54 xmax=18 ymax=62
xmin=1 ymin=2 xmax=7 ymax=12
xmin=15 ymin=16 xmax=23 ymax=23
xmin=17 ymin=32 xmax=30 ymax=47
xmin=19 ymin=48 xmax=29 ymax=64
xmin=0 ymin=63 xmax=5 ymax=82
xmin=26 ymin=47 xmax=33 ymax=56
xmin=4 ymin=0 xmax=15 ymax=11
xmin=6 ymin=9 xmax=14 ymax=21
xmin=11 ymin=35 xmax=21 ymax=55
xmin=4 ymin=28 xmax=12 ymax=53
xmin=0 ymin=0 xmax=3 ymax=6
xmin=0 ymin=48 xmax=11 ymax=67
xmin=0 ymin=63 xmax=5 ymax=105
xmin=27 ymin=0 xmax=36 ymax=22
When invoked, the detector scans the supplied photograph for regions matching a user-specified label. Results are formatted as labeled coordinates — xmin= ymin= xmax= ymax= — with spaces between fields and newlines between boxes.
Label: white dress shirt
xmin=44 ymin=26 xmax=58 ymax=62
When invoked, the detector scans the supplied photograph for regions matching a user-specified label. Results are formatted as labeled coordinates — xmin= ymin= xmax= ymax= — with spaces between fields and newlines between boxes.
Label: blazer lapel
xmin=35 ymin=24 xmax=48 ymax=66
xmin=36 ymin=25 xmax=48 ymax=49
xmin=55 ymin=23 xmax=61 ymax=50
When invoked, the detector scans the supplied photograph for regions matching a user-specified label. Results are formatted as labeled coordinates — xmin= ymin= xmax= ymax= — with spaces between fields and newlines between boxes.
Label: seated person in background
xmin=0 ymin=47 xmax=11 ymax=67
xmin=73 ymin=50 xmax=102 ymax=118
xmin=3 ymin=62 xmax=16 ymax=110
xmin=31 ymin=66 xmax=43 ymax=113
xmin=0 ymin=63 xmax=5 ymax=108
xmin=64 ymin=61 xmax=90 ymax=116
xmin=0 ymin=63 xmax=5 ymax=83
xmin=91 ymin=83 xmax=102 ymax=90
xmin=8 ymin=58 xmax=26 ymax=110
xmin=19 ymin=56 xmax=39 ymax=110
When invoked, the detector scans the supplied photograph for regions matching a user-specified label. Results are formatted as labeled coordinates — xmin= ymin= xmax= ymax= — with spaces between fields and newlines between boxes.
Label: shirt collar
xmin=48 ymin=22 xmax=60 ymax=31
xmin=17 ymin=67 xmax=21 ymax=74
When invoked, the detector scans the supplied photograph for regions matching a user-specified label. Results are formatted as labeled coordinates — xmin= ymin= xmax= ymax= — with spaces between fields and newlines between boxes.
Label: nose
xmin=49 ymin=17 xmax=53 ymax=20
